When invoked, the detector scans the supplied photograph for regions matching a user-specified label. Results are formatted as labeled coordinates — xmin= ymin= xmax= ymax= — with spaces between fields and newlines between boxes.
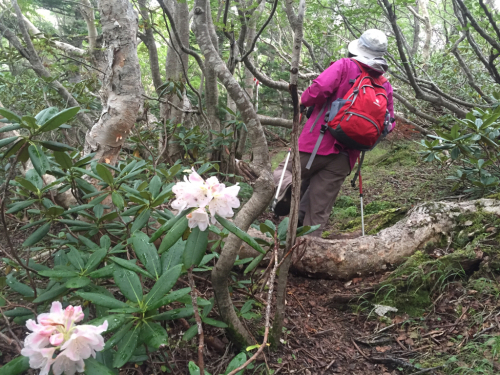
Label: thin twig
xmin=227 ymin=232 xmax=280 ymax=375
xmin=188 ymin=267 xmax=205 ymax=374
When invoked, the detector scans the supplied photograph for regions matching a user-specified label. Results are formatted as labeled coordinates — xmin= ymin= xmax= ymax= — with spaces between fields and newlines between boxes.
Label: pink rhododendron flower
xmin=21 ymin=301 xmax=107 ymax=375
xmin=171 ymin=170 xmax=241 ymax=230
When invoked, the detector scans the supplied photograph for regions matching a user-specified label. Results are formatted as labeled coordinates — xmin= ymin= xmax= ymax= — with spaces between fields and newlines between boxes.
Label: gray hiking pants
xmin=273 ymin=152 xmax=351 ymax=237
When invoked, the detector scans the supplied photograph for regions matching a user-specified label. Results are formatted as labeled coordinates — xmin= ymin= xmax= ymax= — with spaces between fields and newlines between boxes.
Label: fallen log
xmin=241 ymin=199 xmax=500 ymax=280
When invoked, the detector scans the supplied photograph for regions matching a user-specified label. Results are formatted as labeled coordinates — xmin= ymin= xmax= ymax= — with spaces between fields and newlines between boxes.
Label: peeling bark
xmin=84 ymin=0 xmax=144 ymax=164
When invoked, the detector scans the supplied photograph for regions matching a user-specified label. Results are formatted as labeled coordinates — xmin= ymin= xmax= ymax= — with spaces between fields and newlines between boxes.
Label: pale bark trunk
xmin=163 ymin=0 xmax=190 ymax=161
xmin=241 ymin=199 xmax=500 ymax=280
xmin=193 ymin=0 xmax=274 ymax=347
xmin=420 ymin=0 xmax=432 ymax=65
xmin=138 ymin=0 xmax=163 ymax=92
xmin=79 ymin=0 xmax=98 ymax=51
xmin=271 ymin=0 xmax=305 ymax=347
xmin=84 ymin=0 xmax=144 ymax=164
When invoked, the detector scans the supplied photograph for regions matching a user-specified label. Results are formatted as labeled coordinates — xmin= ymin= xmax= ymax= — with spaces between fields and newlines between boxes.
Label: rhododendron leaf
xmin=77 ymin=292 xmax=129 ymax=309
xmin=85 ymin=248 xmax=108 ymax=273
xmin=202 ymin=317 xmax=228 ymax=328
xmin=131 ymin=232 xmax=161 ymax=278
xmin=107 ymin=307 xmax=142 ymax=314
xmin=0 ymin=355 xmax=30 ymax=375
xmin=84 ymin=356 xmax=115 ymax=375
xmin=6 ymin=274 xmax=34 ymax=297
xmin=182 ymin=325 xmax=198 ymax=341
xmin=22 ymin=221 xmax=51 ymax=247
xmin=161 ymin=239 xmax=185 ymax=274
xmin=95 ymin=164 xmax=114 ymax=186
xmin=183 ymin=227 xmax=209 ymax=268
xmin=109 ymin=257 xmax=153 ymax=279
xmin=152 ymin=307 xmax=194 ymax=321
xmin=104 ymin=321 xmax=135 ymax=351
xmin=130 ymin=208 xmax=150 ymax=233
xmin=38 ymin=269 xmax=79 ymax=278
xmin=244 ymin=253 xmax=265 ymax=274
xmin=146 ymin=287 xmax=191 ymax=312
xmin=140 ymin=321 xmax=168 ymax=349
xmin=143 ymin=264 xmax=182 ymax=308
xmin=149 ymin=209 xmax=190 ymax=243
xmin=113 ymin=267 xmax=143 ymax=304
xmin=158 ymin=216 xmax=189 ymax=254
xmin=68 ymin=246 xmax=85 ymax=271
xmin=113 ymin=326 xmax=139 ymax=368
xmin=149 ymin=175 xmax=162 ymax=198
xmin=33 ymin=284 xmax=68 ymax=303
xmin=28 ymin=144 xmax=51 ymax=176
xmin=65 ymin=276 xmax=91 ymax=289
xmin=88 ymin=264 xmax=115 ymax=279
xmin=215 ymin=215 xmax=265 ymax=254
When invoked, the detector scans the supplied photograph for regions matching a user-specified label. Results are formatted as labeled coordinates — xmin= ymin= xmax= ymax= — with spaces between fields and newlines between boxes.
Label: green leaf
xmin=22 ymin=221 xmax=51 ymax=247
xmin=161 ymin=239 xmax=185 ymax=273
xmin=183 ymin=227 xmax=208 ymax=268
xmin=131 ymin=232 xmax=161 ymax=279
xmin=202 ymin=316 xmax=228 ymax=328
xmin=0 ymin=356 xmax=30 ymax=375
xmin=111 ymin=191 xmax=124 ymax=210
xmin=77 ymin=292 xmax=129 ymax=309
xmin=33 ymin=284 xmax=68 ymax=303
xmin=68 ymin=246 xmax=85 ymax=271
xmin=0 ymin=136 xmax=19 ymax=149
xmin=146 ymin=287 xmax=191 ymax=312
xmin=26 ymin=169 xmax=44 ymax=190
xmin=215 ymin=215 xmax=265 ymax=254
xmin=3 ymin=307 xmax=32 ymax=317
xmin=149 ymin=175 xmax=162 ymax=198
xmin=130 ymin=208 xmax=150 ymax=233
xmin=113 ymin=326 xmax=139 ymax=368
xmin=38 ymin=269 xmax=79 ymax=278
xmin=96 ymin=164 xmax=114 ymax=186
xmin=35 ymin=107 xmax=59 ymax=125
xmin=244 ymin=253 xmax=265 ymax=274
xmin=153 ymin=307 xmax=194 ymax=321
xmin=0 ymin=107 xmax=21 ymax=123
xmin=182 ymin=325 xmax=198 ymax=341
xmin=109 ymin=257 xmax=153 ymax=279
xmin=113 ymin=267 xmax=143 ymax=303
xmin=0 ymin=124 xmax=21 ymax=133
xmin=38 ymin=107 xmax=80 ymax=132
xmin=39 ymin=140 xmax=75 ymax=151
xmin=225 ymin=352 xmax=246 ymax=375
xmin=6 ymin=199 xmax=36 ymax=214
xmin=28 ymin=144 xmax=51 ymax=176
xmin=278 ymin=218 xmax=289 ymax=241
xmin=54 ymin=151 xmax=73 ymax=169
xmin=84 ymin=357 xmax=116 ymax=375
xmin=6 ymin=274 xmax=34 ymax=297
xmin=104 ymin=321 xmax=135 ymax=350
xmin=3 ymin=139 xmax=26 ymax=160
xmin=158 ymin=216 xmax=189 ymax=254
xmin=140 ymin=321 xmax=168 ymax=349
xmin=65 ymin=276 xmax=91 ymax=289
xmin=88 ymin=264 xmax=115 ymax=278
xmin=143 ymin=264 xmax=182 ymax=308
xmin=85 ymin=248 xmax=108 ymax=273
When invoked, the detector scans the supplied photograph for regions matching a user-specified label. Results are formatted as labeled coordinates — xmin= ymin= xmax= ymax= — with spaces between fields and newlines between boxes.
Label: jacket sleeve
xmin=385 ymin=81 xmax=396 ymax=131
xmin=300 ymin=59 xmax=344 ymax=107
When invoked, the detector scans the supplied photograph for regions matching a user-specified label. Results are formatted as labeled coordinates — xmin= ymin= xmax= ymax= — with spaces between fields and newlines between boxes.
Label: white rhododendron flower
xmin=172 ymin=169 xmax=240 ymax=230
xmin=21 ymin=301 xmax=107 ymax=375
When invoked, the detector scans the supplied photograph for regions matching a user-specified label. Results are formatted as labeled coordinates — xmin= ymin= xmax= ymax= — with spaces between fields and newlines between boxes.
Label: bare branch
xmin=393 ymin=92 xmax=439 ymax=124
xmin=257 ymin=115 xmax=293 ymax=128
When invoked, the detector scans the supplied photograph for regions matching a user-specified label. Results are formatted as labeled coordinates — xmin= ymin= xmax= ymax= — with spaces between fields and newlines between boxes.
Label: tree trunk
xmin=420 ymin=0 xmax=432 ymax=66
xmin=294 ymin=199 xmax=500 ymax=279
xmin=193 ymin=0 xmax=274 ymax=347
xmin=162 ymin=0 xmax=190 ymax=162
xmin=84 ymin=0 xmax=144 ymax=164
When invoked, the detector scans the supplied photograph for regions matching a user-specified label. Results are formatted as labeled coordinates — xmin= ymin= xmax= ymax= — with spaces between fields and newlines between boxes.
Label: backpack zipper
xmin=345 ymin=112 xmax=380 ymax=135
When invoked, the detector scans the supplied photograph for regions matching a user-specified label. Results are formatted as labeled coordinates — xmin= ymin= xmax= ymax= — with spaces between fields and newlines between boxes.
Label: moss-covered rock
xmin=342 ymin=207 xmax=408 ymax=234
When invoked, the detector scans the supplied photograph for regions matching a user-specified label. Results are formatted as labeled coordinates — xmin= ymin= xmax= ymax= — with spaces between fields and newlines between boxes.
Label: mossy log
xmin=241 ymin=199 xmax=500 ymax=280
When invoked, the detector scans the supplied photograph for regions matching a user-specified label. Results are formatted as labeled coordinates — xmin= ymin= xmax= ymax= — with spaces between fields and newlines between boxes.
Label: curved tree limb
xmin=392 ymin=92 xmax=439 ymax=124
xmin=257 ymin=115 xmax=293 ymax=128
xmin=192 ymin=0 xmax=274 ymax=347
xmin=242 ymin=56 xmax=290 ymax=91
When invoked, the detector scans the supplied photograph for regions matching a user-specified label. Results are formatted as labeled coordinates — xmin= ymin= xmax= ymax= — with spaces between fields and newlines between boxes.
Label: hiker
xmin=273 ymin=29 xmax=396 ymax=236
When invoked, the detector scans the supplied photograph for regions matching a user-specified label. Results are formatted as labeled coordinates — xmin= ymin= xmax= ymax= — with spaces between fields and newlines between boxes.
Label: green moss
xmin=271 ymin=151 xmax=287 ymax=171
xmin=342 ymin=207 xmax=408 ymax=234
xmin=321 ymin=231 xmax=331 ymax=239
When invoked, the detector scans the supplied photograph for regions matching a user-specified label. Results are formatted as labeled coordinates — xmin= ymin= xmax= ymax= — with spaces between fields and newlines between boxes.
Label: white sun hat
xmin=348 ymin=29 xmax=388 ymax=59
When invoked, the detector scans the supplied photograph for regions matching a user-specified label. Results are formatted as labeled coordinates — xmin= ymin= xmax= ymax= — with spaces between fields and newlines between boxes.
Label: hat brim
xmin=348 ymin=39 xmax=384 ymax=59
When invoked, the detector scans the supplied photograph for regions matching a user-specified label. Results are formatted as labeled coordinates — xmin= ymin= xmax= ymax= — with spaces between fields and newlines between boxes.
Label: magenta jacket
xmin=299 ymin=58 xmax=395 ymax=170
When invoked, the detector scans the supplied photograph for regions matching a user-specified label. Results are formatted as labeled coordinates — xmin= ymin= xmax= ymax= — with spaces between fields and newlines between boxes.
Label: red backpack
xmin=327 ymin=60 xmax=388 ymax=150
xmin=305 ymin=59 xmax=391 ymax=170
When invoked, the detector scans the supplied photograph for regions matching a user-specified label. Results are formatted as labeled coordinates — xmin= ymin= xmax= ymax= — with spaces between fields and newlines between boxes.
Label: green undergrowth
xmin=327 ymin=139 xmax=456 ymax=236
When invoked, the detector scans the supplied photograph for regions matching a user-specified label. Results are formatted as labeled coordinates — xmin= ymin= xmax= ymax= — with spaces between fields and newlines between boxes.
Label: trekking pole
xmin=358 ymin=156 xmax=365 ymax=236
xmin=271 ymin=148 xmax=291 ymax=212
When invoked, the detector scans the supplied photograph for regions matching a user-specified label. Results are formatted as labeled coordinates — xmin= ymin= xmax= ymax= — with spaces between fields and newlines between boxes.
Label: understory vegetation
xmin=1 ymin=0 xmax=500 ymax=374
